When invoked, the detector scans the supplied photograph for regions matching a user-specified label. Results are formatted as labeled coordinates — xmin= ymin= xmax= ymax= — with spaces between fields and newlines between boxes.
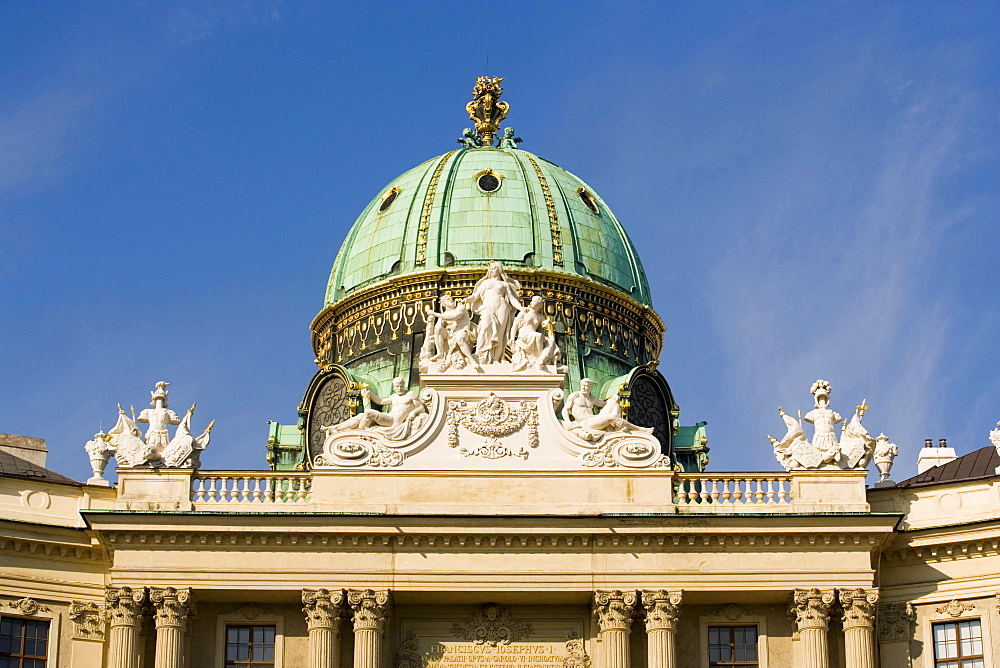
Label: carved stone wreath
xmin=448 ymin=394 xmax=537 ymax=459
xmin=2 ymin=597 xmax=49 ymax=617
xmin=936 ymin=599 xmax=975 ymax=618
xmin=451 ymin=603 xmax=533 ymax=646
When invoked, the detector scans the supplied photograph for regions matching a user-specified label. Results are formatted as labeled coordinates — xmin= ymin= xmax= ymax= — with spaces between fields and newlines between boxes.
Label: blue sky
xmin=1 ymin=1 xmax=996 ymax=483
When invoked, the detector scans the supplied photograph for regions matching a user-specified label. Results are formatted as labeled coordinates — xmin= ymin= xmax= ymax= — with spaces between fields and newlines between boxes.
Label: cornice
xmin=882 ymin=536 xmax=1000 ymax=565
xmin=95 ymin=529 xmax=888 ymax=552
xmin=0 ymin=535 xmax=104 ymax=562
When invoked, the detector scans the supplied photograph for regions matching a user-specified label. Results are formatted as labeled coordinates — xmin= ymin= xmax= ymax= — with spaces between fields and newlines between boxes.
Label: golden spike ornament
xmin=466 ymin=76 xmax=509 ymax=147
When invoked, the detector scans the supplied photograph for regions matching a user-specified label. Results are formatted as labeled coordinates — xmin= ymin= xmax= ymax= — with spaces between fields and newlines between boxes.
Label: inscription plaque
xmin=395 ymin=605 xmax=589 ymax=668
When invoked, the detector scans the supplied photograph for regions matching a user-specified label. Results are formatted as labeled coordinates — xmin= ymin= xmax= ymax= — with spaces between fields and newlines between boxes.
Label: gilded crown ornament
xmin=466 ymin=76 xmax=509 ymax=147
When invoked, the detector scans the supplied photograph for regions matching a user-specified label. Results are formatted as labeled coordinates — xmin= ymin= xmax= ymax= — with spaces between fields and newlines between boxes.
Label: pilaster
xmin=151 ymin=587 xmax=195 ymax=668
xmin=106 ymin=586 xmax=147 ymax=668
xmin=641 ymin=590 xmax=682 ymax=668
xmin=303 ymin=588 xmax=345 ymax=668
xmin=348 ymin=588 xmax=392 ymax=668
xmin=593 ymin=590 xmax=636 ymax=668
xmin=790 ymin=589 xmax=834 ymax=668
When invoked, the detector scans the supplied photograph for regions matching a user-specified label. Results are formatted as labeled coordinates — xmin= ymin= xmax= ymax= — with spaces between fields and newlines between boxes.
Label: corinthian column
xmin=593 ymin=590 xmax=636 ymax=668
xmin=106 ymin=586 xmax=147 ymax=668
xmin=641 ymin=590 xmax=682 ymax=668
xmin=790 ymin=589 xmax=834 ymax=668
xmin=348 ymin=589 xmax=391 ymax=668
xmin=150 ymin=587 xmax=195 ymax=668
xmin=840 ymin=589 xmax=878 ymax=668
xmin=303 ymin=589 xmax=344 ymax=668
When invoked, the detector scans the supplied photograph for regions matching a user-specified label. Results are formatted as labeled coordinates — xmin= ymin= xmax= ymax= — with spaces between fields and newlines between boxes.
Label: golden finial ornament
xmin=466 ymin=76 xmax=509 ymax=147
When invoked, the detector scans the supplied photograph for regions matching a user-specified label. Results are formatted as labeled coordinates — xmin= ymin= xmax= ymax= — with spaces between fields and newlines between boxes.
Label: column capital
xmin=839 ymin=588 xmax=879 ymax=631
xmin=593 ymin=590 xmax=637 ymax=632
xmin=106 ymin=586 xmax=148 ymax=628
xmin=150 ymin=587 xmax=195 ymax=630
xmin=347 ymin=588 xmax=392 ymax=632
xmin=641 ymin=590 xmax=682 ymax=632
xmin=790 ymin=588 xmax=835 ymax=631
xmin=303 ymin=588 xmax=345 ymax=632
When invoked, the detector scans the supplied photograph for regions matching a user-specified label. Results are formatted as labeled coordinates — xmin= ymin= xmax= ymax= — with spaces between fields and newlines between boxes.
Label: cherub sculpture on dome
xmin=323 ymin=376 xmax=427 ymax=441
xmin=497 ymin=127 xmax=522 ymax=149
xmin=561 ymin=378 xmax=653 ymax=442
xmin=769 ymin=379 xmax=876 ymax=472
xmin=457 ymin=128 xmax=482 ymax=149
xmin=85 ymin=382 xmax=214 ymax=482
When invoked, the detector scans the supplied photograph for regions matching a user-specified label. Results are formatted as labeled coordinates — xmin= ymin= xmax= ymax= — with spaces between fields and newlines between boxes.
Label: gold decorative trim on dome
xmin=415 ymin=150 xmax=458 ymax=266
xmin=466 ymin=76 xmax=509 ymax=147
xmin=310 ymin=267 xmax=664 ymax=368
xmin=523 ymin=153 xmax=563 ymax=266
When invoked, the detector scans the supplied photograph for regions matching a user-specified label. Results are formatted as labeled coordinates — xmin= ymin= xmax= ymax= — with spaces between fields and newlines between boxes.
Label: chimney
xmin=917 ymin=436 xmax=957 ymax=474
xmin=0 ymin=433 xmax=48 ymax=468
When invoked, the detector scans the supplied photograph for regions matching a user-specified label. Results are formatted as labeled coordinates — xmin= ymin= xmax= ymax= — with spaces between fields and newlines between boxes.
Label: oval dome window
xmin=577 ymin=188 xmax=599 ymax=214
xmin=378 ymin=187 xmax=400 ymax=212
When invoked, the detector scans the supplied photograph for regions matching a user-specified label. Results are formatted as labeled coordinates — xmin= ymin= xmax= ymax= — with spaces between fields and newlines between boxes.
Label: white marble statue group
xmin=83 ymin=381 xmax=214 ymax=485
xmin=770 ymin=379 xmax=898 ymax=483
xmin=419 ymin=261 xmax=564 ymax=373
xmin=320 ymin=263 xmax=647 ymax=460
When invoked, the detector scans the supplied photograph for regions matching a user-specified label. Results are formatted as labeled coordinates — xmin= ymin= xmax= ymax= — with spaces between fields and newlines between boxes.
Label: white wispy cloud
xmin=167 ymin=0 xmax=283 ymax=45
xmin=707 ymin=68 xmax=982 ymax=472
xmin=0 ymin=88 xmax=93 ymax=197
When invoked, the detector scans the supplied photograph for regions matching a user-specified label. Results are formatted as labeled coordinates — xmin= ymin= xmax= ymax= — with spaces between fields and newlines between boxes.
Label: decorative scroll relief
xmin=448 ymin=395 xmax=538 ymax=460
xmin=1 ymin=597 xmax=50 ymax=617
xmin=451 ymin=604 xmax=534 ymax=645
xmin=547 ymin=381 xmax=668 ymax=469
xmin=936 ymin=600 xmax=975 ymax=617
xmin=314 ymin=385 xmax=439 ymax=468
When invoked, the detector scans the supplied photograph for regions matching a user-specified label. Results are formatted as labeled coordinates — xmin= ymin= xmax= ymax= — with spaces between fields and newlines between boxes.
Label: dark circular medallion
xmin=477 ymin=173 xmax=501 ymax=192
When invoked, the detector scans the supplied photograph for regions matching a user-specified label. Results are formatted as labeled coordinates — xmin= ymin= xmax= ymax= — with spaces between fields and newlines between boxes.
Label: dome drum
xmin=311 ymin=266 xmax=665 ymax=395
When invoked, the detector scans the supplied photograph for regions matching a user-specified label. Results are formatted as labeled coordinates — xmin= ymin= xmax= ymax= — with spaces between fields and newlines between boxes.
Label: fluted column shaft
xmin=348 ymin=589 xmax=392 ymax=668
xmin=151 ymin=587 xmax=195 ymax=668
xmin=303 ymin=589 xmax=345 ymax=668
xmin=594 ymin=590 xmax=636 ymax=668
xmin=790 ymin=589 xmax=834 ymax=668
xmin=106 ymin=587 xmax=147 ymax=668
xmin=841 ymin=589 xmax=878 ymax=668
xmin=641 ymin=591 xmax=682 ymax=668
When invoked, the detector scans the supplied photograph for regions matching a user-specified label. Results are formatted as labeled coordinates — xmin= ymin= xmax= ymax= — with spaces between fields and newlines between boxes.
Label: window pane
xmin=935 ymin=623 xmax=959 ymax=659
xmin=961 ymin=660 xmax=984 ymax=668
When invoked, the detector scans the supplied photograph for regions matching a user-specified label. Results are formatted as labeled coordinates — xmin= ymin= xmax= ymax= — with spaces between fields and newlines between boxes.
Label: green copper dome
xmin=326 ymin=147 xmax=651 ymax=306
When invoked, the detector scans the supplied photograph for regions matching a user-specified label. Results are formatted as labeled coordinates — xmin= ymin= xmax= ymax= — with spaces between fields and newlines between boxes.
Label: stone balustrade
xmin=192 ymin=471 xmax=311 ymax=505
xmin=673 ymin=473 xmax=793 ymax=510
xmin=111 ymin=468 xmax=868 ymax=513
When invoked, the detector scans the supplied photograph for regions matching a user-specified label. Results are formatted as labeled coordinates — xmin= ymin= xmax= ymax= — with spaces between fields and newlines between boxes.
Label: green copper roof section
xmin=326 ymin=148 xmax=651 ymax=306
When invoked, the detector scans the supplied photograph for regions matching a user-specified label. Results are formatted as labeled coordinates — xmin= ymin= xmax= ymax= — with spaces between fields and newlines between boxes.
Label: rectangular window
xmin=225 ymin=625 xmax=276 ymax=668
xmin=933 ymin=620 xmax=984 ymax=668
xmin=709 ymin=625 xmax=758 ymax=667
xmin=0 ymin=617 xmax=49 ymax=668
